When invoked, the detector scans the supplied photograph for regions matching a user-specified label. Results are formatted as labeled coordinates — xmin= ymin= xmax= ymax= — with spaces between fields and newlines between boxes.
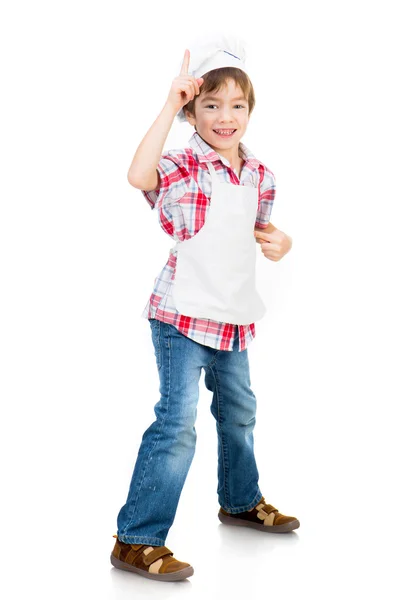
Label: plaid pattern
xmin=140 ymin=131 xmax=276 ymax=352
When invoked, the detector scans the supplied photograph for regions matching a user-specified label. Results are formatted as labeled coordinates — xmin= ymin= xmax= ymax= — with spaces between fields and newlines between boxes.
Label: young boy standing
xmin=110 ymin=37 xmax=298 ymax=582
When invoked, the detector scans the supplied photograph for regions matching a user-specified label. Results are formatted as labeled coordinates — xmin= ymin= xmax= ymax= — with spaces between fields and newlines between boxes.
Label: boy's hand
xmin=166 ymin=49 xmax=204 ymax=113
xmin=253 ymin=229 xmax=292 ymax=262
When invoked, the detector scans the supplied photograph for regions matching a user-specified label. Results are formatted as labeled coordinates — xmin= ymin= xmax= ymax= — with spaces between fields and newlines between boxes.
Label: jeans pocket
xmin=149 ymin=319 xmax=163 ymax=371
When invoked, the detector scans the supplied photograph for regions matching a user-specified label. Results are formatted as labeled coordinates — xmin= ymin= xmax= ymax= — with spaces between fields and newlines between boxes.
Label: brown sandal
xmin=110 ymin=535 xmax=194 ymax=581
xmin=218 ymin=497 xmax=300 ymax=533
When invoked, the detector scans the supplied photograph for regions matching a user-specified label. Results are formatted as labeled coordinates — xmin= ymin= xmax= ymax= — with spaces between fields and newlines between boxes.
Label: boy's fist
xmin=253 ymin=229 xmax=293 ymax=262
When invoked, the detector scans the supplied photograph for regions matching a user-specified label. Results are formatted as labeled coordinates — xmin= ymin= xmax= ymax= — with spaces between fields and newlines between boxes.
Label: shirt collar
xmin=188 ymin=131 xmax=261 ymax=170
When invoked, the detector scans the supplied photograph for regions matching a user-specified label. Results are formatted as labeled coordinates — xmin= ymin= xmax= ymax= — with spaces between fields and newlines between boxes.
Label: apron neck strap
xmin=206 ymin=161 xmax=218 ymax=181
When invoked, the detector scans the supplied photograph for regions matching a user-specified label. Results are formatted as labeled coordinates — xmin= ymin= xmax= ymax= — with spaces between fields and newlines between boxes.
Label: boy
xmin=110 ymin=39 xmax=298 ymax=582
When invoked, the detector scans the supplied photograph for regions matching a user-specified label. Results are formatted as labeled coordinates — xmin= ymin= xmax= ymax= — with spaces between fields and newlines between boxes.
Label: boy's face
xmin=185 ymin=79 xmax=250 ymax=155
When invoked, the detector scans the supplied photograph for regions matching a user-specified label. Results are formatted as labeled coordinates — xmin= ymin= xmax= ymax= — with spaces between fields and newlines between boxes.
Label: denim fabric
xmin=116 ymin=318 xmax=263 ymax=546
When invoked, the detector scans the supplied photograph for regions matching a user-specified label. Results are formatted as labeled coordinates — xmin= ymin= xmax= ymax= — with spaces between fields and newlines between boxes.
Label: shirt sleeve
xmin=255 ymin=165 xmax=276 ymax=228
xmin=141 ymin=153 xmax=190 ymax=211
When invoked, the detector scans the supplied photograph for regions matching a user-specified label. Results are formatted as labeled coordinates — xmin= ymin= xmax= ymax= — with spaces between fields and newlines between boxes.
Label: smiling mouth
xmin=213 ymin=129 xmax=237 ymax=137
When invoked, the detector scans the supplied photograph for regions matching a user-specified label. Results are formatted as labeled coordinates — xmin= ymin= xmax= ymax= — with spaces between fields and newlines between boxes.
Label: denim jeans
xmin=116 ymin=318 xmax=263 ymax=546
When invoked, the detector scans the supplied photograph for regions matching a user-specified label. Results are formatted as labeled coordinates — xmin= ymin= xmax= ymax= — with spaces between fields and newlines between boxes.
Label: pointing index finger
xmin=180 ymin=49 xmax=189 ymax=75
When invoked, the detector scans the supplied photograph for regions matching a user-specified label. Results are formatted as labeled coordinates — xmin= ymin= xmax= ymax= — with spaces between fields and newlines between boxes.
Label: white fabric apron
xmin=170 ymin=160 xmax=266 ymax=325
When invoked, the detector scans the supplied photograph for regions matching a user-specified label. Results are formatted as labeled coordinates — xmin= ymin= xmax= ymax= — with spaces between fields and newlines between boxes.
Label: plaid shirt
xmin=140 ymin=131 xmax=276 ymax=352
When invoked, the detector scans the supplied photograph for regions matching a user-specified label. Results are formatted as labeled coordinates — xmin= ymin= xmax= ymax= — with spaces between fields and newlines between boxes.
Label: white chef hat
xmin=176 ymin=33 xmax=249 ymax=123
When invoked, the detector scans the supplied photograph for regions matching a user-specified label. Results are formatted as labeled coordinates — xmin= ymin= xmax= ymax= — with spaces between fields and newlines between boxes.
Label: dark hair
xmin=183 ymin=66 xmax=255 ymax=122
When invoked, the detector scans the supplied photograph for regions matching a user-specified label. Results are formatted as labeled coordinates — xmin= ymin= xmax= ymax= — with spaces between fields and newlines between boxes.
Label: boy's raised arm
xmin=127 ymin=49 xmax=204 ymax=191
xmin=127 ymin=102 xmax=177 ymax=190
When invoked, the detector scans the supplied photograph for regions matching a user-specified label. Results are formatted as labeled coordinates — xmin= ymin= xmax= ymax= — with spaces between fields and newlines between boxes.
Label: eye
xmin=205 ymin=104 xmax=245 ymax=109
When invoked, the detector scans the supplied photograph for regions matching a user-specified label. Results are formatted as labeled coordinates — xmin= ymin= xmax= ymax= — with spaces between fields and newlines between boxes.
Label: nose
xmin=218 ymin=107 xmax=234 ymax=123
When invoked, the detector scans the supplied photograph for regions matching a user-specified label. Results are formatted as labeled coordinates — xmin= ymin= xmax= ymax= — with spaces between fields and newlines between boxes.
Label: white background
xmin=1 ymin=1 xmax=414 ymax=598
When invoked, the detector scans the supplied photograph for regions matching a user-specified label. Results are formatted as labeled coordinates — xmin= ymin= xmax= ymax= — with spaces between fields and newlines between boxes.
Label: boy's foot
xmin=218 ymin=496 xmax=300 ymax=533
xmin=110 ymin=535 xmax=194 ymax=581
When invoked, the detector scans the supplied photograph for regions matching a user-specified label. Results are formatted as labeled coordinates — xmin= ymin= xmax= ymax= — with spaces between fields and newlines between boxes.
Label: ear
xmin=184 ymin=109 xmax=196 ymax=127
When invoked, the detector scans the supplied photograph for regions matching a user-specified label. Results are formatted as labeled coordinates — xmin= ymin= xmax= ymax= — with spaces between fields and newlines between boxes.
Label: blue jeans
xmin=116 ymin=318 xmax=263 ymax=546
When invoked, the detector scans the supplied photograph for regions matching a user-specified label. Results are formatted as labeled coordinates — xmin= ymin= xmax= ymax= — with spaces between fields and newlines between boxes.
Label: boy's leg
xmin=116 ymin=319 xmax=211 ymax=546
xmin=203 ymin=329 xmax=263 ymax=513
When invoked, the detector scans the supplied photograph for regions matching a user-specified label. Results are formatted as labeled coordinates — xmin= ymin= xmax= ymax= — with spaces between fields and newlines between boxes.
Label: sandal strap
xmin=260 ymin=502 xmax=279 ymax=514
xmin=142 ymin=546 xmax=173 ymax=566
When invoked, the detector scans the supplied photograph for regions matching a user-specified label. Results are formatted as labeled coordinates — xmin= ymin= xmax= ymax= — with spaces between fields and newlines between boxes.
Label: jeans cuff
xmin=220 ymin=489 xmax=263 ymax=514
xmin=117 ymin=534 xmax=166 ymax=546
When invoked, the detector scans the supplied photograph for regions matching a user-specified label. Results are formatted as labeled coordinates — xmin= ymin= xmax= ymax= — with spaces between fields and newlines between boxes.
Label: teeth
xmin=214 ymin=129 xmax=236 ymax=135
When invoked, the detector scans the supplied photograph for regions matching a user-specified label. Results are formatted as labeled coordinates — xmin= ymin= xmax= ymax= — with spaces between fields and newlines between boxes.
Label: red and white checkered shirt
xmin=140 ymin=131 xmax=276 ymax=352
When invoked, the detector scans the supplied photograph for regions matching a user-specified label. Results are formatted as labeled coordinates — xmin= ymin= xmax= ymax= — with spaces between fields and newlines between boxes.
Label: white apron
xmin=170 ymin=160 xmax=266 ymax=325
